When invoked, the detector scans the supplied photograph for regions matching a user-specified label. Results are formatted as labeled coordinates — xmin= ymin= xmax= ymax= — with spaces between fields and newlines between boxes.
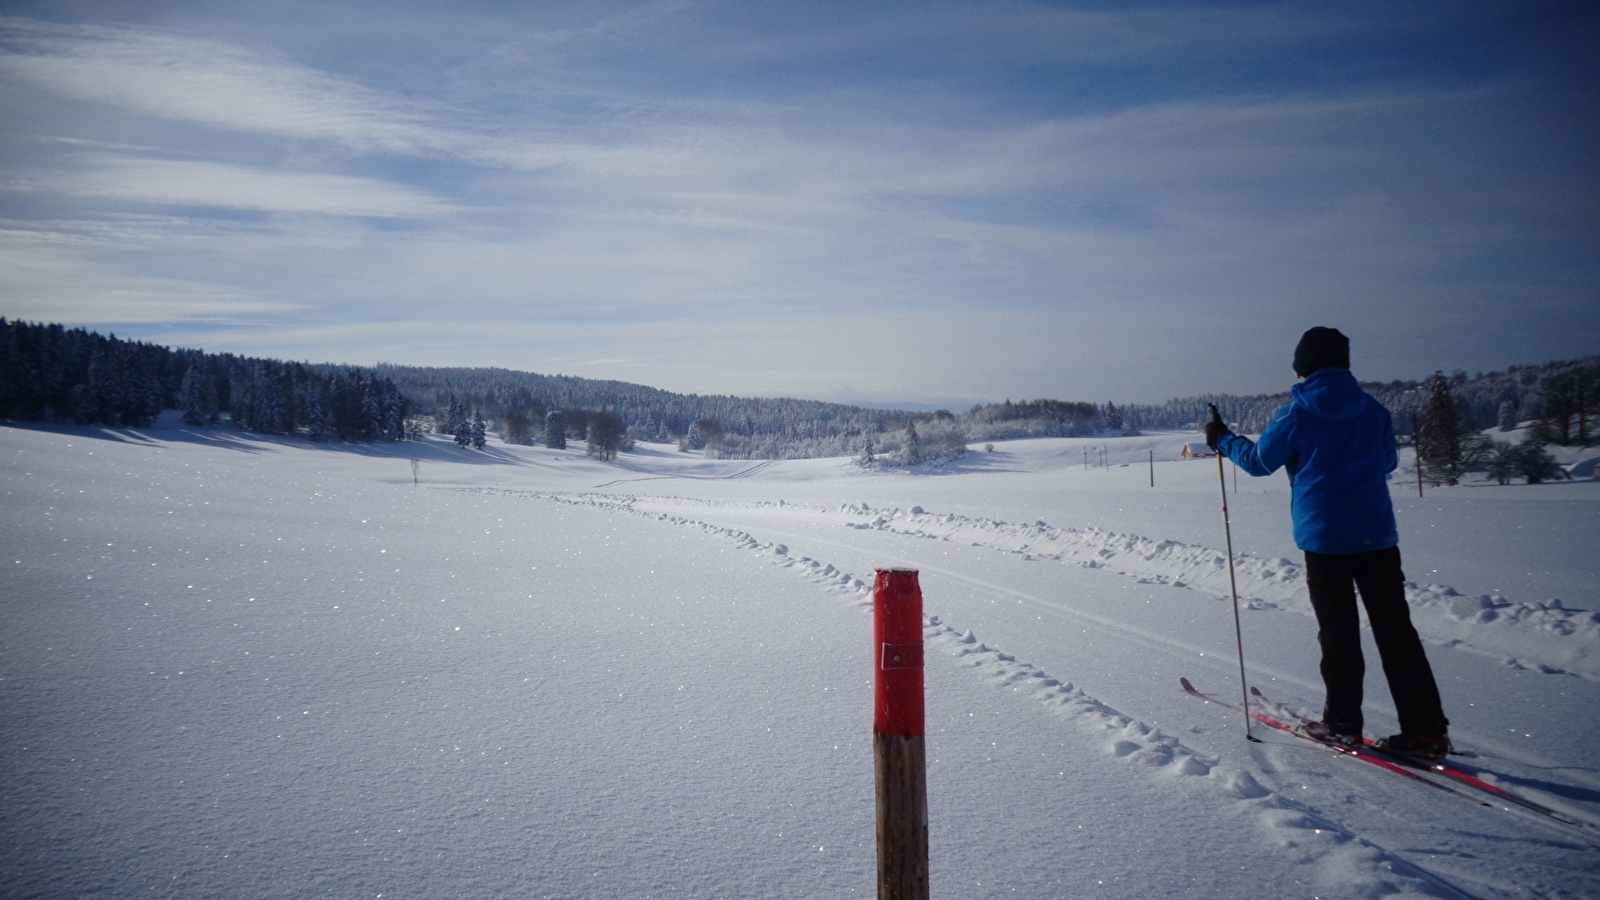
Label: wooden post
xmin=1149 ymin=449 xmax=1154 ymax=487
xmin=874 ymin=568 xmax=927 ymax=900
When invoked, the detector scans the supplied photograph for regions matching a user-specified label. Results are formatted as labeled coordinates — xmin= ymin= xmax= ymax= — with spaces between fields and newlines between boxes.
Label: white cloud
xmin=0 ymin=224 xmax=304 ymax=324
xmin=0 ymin=17 xmax=452 ymax=156
xmin=27 ymin=155 xmax=457 ymax=218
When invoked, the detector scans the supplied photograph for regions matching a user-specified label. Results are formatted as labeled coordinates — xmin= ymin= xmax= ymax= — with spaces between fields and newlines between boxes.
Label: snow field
xmin=3 ymin=420 xmax=1598 ymax=899
xmin=2 ymin=433 xmax=874 ymax=896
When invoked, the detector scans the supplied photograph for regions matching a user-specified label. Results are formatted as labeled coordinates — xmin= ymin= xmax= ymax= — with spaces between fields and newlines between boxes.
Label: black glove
xmin=1204 ymin=404 xmax=1231 ymax=450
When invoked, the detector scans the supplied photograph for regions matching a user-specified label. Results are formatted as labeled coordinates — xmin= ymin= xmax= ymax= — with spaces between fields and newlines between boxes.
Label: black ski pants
xmin=1305 ymin=546 xmax=1449 ymax=737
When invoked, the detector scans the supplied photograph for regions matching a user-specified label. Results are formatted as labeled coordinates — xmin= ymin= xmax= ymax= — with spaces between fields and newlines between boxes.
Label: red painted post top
xmin=873 ymin=568 xmax=924 ymax=737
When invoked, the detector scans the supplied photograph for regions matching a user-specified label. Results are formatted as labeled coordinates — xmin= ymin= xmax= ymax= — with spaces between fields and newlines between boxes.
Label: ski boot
xmin=1303 ymin=720 xmax=1361 ymax=750
xmin=1375 ymin=733 xmax=1449 ymax=761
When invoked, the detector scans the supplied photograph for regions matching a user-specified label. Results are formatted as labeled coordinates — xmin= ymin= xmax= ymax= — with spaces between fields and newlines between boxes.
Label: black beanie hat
xmin=1293 ymin=327 xmax=1350 ymax=377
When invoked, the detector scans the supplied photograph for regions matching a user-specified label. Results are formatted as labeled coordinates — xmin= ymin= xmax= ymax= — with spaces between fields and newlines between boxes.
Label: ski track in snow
xmin=847 ymin=505 xmax=1600 ymax=682
xmin=470 ymin=487 xmax=1508 ymax=897
xmin=507 ymin=489 xmax=1598 ymax=682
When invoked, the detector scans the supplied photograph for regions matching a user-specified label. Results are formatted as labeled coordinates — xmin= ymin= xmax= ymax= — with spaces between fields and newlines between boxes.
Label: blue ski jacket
xmin=1215 ymin=367 xmax=1399 ymax=555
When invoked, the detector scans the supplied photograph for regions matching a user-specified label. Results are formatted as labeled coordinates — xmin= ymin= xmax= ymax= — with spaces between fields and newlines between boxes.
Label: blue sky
xmin=1 ymin=1 xmax=1595 ymax=406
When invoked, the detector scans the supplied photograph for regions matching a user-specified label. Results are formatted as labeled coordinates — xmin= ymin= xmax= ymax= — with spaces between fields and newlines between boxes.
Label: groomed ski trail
xmin=515 ymin=491 xmax=1599 ymax=681
xmin=467 ymin=486 xmax=1520 ymax=897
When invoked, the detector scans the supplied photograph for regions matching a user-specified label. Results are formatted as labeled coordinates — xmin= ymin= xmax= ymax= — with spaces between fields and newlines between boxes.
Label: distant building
xmin=1182 ymin=442 xmax=1215 ymax=459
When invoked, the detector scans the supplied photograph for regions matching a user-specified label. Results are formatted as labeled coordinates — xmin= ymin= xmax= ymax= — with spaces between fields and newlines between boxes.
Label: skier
xmin=1205 ymin=327 xmax=1450 ymax=760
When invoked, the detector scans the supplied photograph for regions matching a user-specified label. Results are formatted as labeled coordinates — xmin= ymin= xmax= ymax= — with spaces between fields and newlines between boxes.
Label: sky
xmin=1 ymin=1 xmax=1596 ymax=407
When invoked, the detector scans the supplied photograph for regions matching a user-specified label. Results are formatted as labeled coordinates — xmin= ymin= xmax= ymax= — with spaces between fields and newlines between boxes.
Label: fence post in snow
xmin=873 ymin=568 xmax=928 ymax=900
xmin=1412 ymin=413 xmax=1424 ymax=498
xmin=1149 ymin=449 xmax=1154 ymax=487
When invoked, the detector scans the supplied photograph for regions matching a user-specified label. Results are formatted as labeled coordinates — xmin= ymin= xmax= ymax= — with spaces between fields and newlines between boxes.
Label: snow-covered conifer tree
xmin=1497 ymin=400 xmax=1518 ymax=432
xmin=445 ymin=395 xmax=465 ymax=440
xmin=1103 ymin=401 xmax=1124 ymax=434
xmin=1417 ymin=372 xmax=1464 ymax=485
xmin=361 ymin=382 xmax=383 ymax=442
xmin=78 ymin=343 xmax=119 ymax=424
xmin=306 ymin=391 xmax=327 ymax=442
xmin=179 ymin=365 xmax=219 ymax=427
xmin=383 ymin=392 xmax=405 ymax=441
xmin=257 ymin=365 xmax=293 ymax=434
xmin=687 ymin=418 xmax=722 ymax=451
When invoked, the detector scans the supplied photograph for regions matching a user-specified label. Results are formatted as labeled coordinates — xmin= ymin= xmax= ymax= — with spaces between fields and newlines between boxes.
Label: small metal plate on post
xmin=880 ymin=642 xmax=923 ymax=670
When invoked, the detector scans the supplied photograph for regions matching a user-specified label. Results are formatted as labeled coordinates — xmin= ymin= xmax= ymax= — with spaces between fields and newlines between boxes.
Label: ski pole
xmin=1209 ymin=404 xmax=1259 ymax=743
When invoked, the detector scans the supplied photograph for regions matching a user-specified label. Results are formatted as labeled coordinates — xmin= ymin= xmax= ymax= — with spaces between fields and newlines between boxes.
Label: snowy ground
xmin=3 ymin=416 xmax=1597 ymax=899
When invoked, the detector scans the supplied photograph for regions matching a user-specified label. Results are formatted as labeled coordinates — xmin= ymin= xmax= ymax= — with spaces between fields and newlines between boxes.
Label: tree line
xmin=1 ymin=319 xmax=408 ymax=442
xmin=0 ymin=322 xmax=1124 ymax=460
xmin=1130 ymin=357 xmax=1600 ymax=444
xmin=3 ymin=319 xmax=1593 ymax=469
xmin=376 ymin=363 xmax=1150 ymax=461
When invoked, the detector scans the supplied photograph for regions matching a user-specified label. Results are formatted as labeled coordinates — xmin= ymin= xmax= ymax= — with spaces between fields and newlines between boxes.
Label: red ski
xmin=1182 ymin=677 xmax=1490 ymax=803
xmin=1247 ymin=685 xmax=1591 ymax=831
